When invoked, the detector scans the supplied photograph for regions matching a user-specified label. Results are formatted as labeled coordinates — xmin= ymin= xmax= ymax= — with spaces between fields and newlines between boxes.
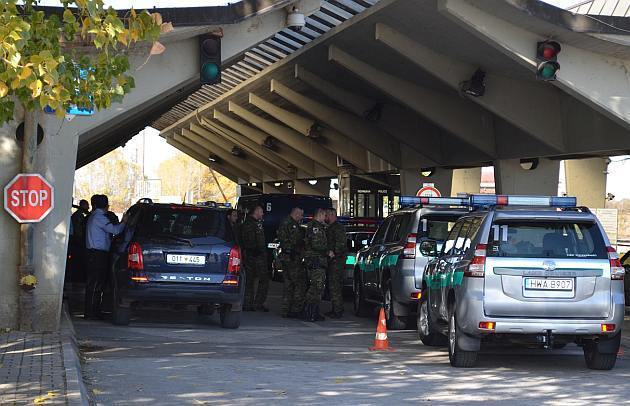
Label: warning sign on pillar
xmin=3 ymin=174 xmax=54 ymax=223
xmin=416 ymin=185 xmax=441 ymax=198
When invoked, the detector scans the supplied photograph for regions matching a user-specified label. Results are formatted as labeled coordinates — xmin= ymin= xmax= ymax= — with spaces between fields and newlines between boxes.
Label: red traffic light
xmin=537 ymin=41 xmax=561 ymax=60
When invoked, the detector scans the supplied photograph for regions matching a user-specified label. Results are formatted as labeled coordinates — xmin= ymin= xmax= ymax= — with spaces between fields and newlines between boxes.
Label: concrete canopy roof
xmin=160 ymin=0 xmax=630 ymax=182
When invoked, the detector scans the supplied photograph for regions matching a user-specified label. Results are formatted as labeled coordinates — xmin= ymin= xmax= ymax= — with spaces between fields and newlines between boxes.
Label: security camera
xmin=287 ymin=7 xmax=305 ymax=32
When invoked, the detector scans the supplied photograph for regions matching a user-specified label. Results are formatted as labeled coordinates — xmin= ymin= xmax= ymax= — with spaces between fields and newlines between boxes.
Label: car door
xmin=429 ymin=220 xmax=463 ymax=322
xmin=438 ymin=219 xmax=473 ymax=319
xmin=362 ymin=217 xmax=391 ymax=297
xmin=376 ymin=214 xmax=409 ymax=296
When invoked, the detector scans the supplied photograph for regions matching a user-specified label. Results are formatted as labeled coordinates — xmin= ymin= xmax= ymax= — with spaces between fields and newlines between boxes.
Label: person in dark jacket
xmin=225 ymin=209 xmax=240 ymax=245
xmin=241 ymin=205 xmax=269 ymax=312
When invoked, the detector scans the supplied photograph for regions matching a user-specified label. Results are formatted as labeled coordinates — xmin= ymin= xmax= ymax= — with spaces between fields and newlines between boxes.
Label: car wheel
xmin=448 ymin=307 xmax=477 ymax=368
xmin=417 ymin=293 xmax=447 ymax=346
xmin=584 ymin=339 xmax=618 ymax=370
xmin=383 ymin=279 xmax=407 ymax=330
xmin=111 ymin=286 xmax=130 ymax=326
xmin=220 ymin=304 xmax=241 ymax=329
xmin=353 ymin=272 xmax=370 ymax=317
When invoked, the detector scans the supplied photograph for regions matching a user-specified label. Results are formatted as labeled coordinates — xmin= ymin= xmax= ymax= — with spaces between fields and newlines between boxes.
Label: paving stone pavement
xmin=0 ymin=331 xmax=68 ymax=405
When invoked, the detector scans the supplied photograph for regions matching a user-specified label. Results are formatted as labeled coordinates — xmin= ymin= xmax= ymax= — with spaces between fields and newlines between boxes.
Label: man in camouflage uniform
xmin=277 ymin=207 xmax=305 ymax=318
xmin=303 ymin=208 xmax=332 ymax=322
xmin=241 ymin=205 xmax=269 ymax=312
xmin=325 ymin=208 xmax=347 ymax=318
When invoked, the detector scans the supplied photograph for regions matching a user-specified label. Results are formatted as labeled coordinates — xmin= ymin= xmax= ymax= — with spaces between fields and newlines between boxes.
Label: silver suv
xmin=354 ymin=197 xmax=469 ymax=329
xmin=419 ymin=195 xmax=624 ymax=370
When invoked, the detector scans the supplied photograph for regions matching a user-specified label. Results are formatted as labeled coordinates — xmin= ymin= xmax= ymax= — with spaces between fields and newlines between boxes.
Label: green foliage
xmin=0 ymin=0 xmax=163 ymax=124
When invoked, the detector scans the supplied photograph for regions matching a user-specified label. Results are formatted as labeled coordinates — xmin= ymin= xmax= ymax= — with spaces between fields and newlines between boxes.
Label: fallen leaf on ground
xmin=33 ymin=391 xmax=57 ymax=404
xmin=335 ymin=378 xmax=344 ymax=384
xmin=92 ymin=388 xmax=104 ymax=395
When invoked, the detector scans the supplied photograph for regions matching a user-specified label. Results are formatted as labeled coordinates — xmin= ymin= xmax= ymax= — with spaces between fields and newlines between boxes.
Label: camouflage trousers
xmin=281 ymin=256 xmax=306 ymax=315
xmin=244 ymin=256 xmax=269 ymax=308
xmin=327 ymin=259 xmax=345 ymax=314
xmin=305 ymin=257 xmax=327 ymax=305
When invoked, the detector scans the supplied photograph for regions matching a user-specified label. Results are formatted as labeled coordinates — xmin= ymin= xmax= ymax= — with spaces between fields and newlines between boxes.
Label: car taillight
xmin=128 ymin=242 xmax=144 ymax=271
xmin=224 ymin=246 xmax=241 ymax=286
xmin=464 ymin=244 xmax=487 ymax=278
xmin=228 ymin=246 xmax=241 ymax=274
xmin=403 ymin=233 xmax=417 ymax=259
xmin=607 ymin=246 xmax=624 ymax=281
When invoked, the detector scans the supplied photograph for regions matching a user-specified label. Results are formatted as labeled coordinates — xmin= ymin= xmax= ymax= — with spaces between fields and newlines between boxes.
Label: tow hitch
xmin=537 ymin=330 xmax=554 ymax=349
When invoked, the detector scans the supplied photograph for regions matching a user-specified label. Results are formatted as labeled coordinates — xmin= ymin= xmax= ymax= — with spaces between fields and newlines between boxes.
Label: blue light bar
xmin=469 ymin=195 xmax=576 ymax=208
xmin=399 ymin=196 xmax=469 ymax=208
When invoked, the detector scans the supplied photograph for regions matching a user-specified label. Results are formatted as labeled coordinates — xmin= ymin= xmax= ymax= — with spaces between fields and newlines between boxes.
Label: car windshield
xmin=486 ymin=220 xmax=607 ymax=259
xmin=137 ymin=207 xmax=228 ymax=240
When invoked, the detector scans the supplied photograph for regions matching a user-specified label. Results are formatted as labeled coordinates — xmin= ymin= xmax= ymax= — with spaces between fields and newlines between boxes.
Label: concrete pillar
xmin=400 ymin=168 xmax=453 ymax=197
xmin=494 ymin=159 xmax=560 ymax=196
xmin=338 ymin=170 xmax=352 ymax=217
xmin=565 ymin=158 xmax=608 ymax=209
xmin=294 ymin=179 xmax=330 ymax=196
xmin=0 ymin=109 xmax=78 ymax=330
xmin=0 ymin=116 xmax=22 ymax=329
xmin=451 ymin=168 xmax=481 ymax=196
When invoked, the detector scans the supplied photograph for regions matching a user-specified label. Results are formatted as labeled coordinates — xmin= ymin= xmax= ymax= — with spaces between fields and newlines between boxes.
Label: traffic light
xmin=200 ymin=33 xmax=221 ymax=85
xmin=536 ymin=40 xmax=561 ymax=81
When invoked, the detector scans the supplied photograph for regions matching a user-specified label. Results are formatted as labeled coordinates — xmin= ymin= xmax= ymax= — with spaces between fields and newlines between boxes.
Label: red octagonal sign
xmin=4 ymin=174 xmax=54 ymax=223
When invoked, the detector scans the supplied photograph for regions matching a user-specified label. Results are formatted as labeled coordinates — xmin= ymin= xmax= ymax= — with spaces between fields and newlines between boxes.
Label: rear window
xmin=137 ymin=207 xmax=228 ymax=240
xmin=486 ymin=221 xmax=607 ymax=259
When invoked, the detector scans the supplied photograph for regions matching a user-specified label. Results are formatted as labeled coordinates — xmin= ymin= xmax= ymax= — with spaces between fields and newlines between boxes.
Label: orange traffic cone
xmin=369 ymin=307 xmax=395 ymax=351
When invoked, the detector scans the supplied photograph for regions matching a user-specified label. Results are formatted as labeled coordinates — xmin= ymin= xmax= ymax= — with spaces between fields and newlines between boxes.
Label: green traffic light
xmin=541 ymin=65 xmax=556 ymax=79
xmin=201 ymin=62 xmax=219 ymax=81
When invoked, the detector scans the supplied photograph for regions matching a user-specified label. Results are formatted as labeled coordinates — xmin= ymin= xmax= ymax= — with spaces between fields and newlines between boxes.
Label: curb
xmin=60 ymin=303 xmax=90 ymax=406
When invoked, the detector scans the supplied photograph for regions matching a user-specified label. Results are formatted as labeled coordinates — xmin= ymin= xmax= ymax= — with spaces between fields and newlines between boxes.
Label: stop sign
xmin=3 ymin=174 xmax=54 ymax=223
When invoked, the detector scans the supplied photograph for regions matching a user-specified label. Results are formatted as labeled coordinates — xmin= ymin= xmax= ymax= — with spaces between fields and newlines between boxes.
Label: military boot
xmin=313 ymin=304 xmax=326 ymax=322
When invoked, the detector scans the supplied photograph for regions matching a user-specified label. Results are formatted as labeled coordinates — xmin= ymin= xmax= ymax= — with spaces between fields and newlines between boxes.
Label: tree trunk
xmin=18 ymin=108 xmax=39 ymax=331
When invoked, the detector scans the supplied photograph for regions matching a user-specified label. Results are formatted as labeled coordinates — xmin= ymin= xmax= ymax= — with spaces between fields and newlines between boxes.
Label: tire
xmin=417 ymin=294 xmax=447 ymax=346
xmin=584 ymin=340 xmax=618 ymax=370
xmin=353 ymin=272 xmax=371 ymax=317
xmin=383 ymin=279 xmax=407 ymax=330
xmin=111 ymin=286 xmax=130 ymax=326
xmin=220 ymin=305 xmax=241 ymax=329
xmin=448 ymin=307 xmax=477 ymax=368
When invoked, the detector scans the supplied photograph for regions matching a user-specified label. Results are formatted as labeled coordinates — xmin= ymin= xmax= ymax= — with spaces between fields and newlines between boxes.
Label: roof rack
xmin=197 ymin=201 xmax=232 ymax=208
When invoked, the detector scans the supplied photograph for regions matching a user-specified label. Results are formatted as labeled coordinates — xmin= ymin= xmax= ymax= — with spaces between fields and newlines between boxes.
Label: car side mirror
xmin=420 ymin=240 xmax=438 ymax=257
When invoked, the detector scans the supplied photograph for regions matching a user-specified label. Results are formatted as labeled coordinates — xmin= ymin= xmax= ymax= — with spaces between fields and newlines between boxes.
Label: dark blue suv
xmin=108 ymin=201 xmax=243 ymax=328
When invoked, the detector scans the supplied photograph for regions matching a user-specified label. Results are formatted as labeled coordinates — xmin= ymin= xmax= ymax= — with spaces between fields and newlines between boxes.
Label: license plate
xmin=524 ymin=278 xmax=574 ymax=291
xmin=166 ymin=254 xmax=206 ymax=265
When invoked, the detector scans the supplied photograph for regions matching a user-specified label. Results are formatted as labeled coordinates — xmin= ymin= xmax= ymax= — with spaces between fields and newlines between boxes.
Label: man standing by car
xmin=325 ymin=208 xmax=347 ymax=319
xmin=225 ymin=209 xmax=240 ymax=245
xmin=241 ymin=205 xmax=269 ymax=312
xmin=303 ymin=208 xmax=331 ymax=322
xmin=277 ymin=207 xmax=305 ymax=318
xmin=67 ymin=199 xmax=89 ymax=284
xmin=84 ymin=195 xmax=126 ymax=319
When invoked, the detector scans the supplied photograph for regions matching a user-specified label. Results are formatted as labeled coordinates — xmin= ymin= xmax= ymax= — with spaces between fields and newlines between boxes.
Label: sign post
xmin=4 ymin=174 xmax=54 ymax=223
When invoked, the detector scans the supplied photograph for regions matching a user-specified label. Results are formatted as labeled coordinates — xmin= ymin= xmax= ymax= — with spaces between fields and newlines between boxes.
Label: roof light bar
xmin=399 ymin=194 xmax=577 ymax=209
xmin=399 ymin=196 xmax=469 ymax=208
xmin=469 ymin=195 xmax=577 ymax=208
